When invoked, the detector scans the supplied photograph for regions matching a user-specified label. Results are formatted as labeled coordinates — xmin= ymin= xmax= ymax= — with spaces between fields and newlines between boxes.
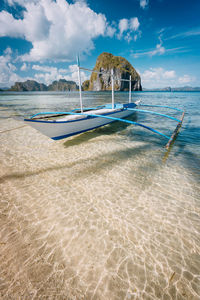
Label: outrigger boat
xmin=24 ymin=59 xmax=184 ymax=148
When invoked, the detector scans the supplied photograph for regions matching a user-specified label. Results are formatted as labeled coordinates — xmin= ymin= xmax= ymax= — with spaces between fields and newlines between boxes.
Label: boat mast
xmin=77 ymin=55 xmax=83 ymax=113
xmin=129 ymin=75 xmax=131 ymax=103
xmin=111 ymin=69 xmax=114 ymax=109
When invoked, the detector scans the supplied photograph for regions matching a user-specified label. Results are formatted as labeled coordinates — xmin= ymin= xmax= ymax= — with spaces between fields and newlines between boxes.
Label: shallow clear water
xmin=0 ymin=90 xmax=199 ymax=168
xmin=0 ymin=91 xmax=199 ymax=299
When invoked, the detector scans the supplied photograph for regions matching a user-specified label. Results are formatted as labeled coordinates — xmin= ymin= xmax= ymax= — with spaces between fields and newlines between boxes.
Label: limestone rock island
xmin=85 ymin=52 xmax=142 ymax=91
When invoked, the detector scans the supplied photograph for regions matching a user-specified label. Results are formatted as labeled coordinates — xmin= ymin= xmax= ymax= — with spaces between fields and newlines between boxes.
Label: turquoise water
xmin=0 ymin=91 xmax=199 ymax=173
xmin=0 ymin=91 xmax=200 ymax=299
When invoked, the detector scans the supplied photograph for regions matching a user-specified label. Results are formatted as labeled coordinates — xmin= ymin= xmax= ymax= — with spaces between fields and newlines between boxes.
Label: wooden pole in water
xmin=129 ymin=75 xmax=131 ymax=103
xmin=77 ymin=55 xmax=83 ymax=113
xmin=165 ymin=111 xmax=185 ymax=149
xmin=111 ymin=69 xmax=114 ymax=109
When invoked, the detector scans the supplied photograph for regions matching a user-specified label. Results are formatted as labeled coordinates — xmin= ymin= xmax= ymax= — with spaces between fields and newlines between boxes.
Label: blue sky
xmin=0 ymin=0 xmax=200 ymax=88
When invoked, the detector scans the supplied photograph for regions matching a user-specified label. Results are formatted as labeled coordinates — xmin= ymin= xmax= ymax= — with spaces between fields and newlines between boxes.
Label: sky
xmin=0 ymin=0 xmax=200 ymax=88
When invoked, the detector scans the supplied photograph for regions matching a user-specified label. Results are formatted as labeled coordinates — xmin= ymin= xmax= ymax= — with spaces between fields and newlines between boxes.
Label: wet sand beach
xmin=0 ymin=114 xmax=200 ymax=299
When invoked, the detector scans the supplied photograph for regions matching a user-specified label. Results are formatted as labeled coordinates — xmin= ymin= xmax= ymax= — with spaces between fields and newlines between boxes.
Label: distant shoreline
xmin=1 ymin=79 xmax=200 ymax=93
xmin=1 ymin=90 xmax=200 ymax=93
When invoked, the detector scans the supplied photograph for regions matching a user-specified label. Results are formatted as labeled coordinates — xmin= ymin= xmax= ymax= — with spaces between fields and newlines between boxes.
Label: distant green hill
xmin=48 ymin=79 xmax=78 ymax=91
xmin=9 ymin=80 xmax=48 ymax=91
xmin=9 ymin=79 xmax=78 ymax=92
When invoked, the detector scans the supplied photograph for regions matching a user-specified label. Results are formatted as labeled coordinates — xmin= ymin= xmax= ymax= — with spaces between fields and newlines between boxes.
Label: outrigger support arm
xmin=125 ymin=108 xmax=181 ymax=122
xmin=126 ymin=107 xmax=185 ymax=148
xmin=136 ymin=104 xmax=185 ymax=147
xmin=30 ymin=105 xmax=185 ymax=146
xmin=138 ymin=104 xmax=184 ymax=112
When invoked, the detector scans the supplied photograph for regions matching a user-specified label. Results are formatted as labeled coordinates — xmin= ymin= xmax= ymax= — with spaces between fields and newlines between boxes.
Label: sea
xmin=0 ymin=90 xmax=199 ymax=167
xmin=0 ymin=91 xmax=199 ymax=299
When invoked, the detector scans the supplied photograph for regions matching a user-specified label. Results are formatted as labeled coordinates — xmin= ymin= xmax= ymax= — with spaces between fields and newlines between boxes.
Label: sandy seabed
xmin=0 ymin=115 xmax=200 ymax=300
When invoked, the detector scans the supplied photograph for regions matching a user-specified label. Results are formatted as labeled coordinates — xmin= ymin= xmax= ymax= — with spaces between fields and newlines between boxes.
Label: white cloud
xmin=118 ymin=17 xmax=140 ymax=42
xmin=33 ymin=65 xmax=196 ymax=88
xmin=33 ymin=63 xmax=89 ymax=85
xmin=141 ymin=67 xmax=196 ymax=88
xmin=32 ymin=65 xmax=57 ymax=73
xmin=150 ymin=43 xmax=165 ymax=56
xmin=106 ymin=24 xmax=116 ymax=37
xmin=133 ymin=34 xmax=167 ymax=57
xmin=167 ymin=28 xmax=200 ymax=40
xmin=133 ymin=46 xmax=187 ymax=58
xmin=7 ymin=0 xmax=38 ymax=5
xmin=141 ymin=67 xmax=176 ymax=88
xmin=0 ymin=48 xmax=22 ymax=87
xmin=139 ymin=0 xmax=149 ymax=9
xmin=163 ymin=70 xmax=176 ymax=79
xmin=0 ymin=0 xmax=113 ymax=62
xmin=118 ymin=19 xmax=129 ymax=38
xmin=0 ymin=47 xmax=34 ymax=87
xmin=4 ymin=47 xmax=12 ymax=55
xmin=66 ymin=64 xmax=89 ymax=84
xmin=130 ymin=17 xmax=140 ymax=31
xmin=20 ymin=63 xmax=28 ymax=71
xmin=0 ymin=11 xmax=24 ymax=38
xmin=149 ymin=35 xmax=165 ymax=56
xmin=178 ymin=74 xmax=195 ymax=84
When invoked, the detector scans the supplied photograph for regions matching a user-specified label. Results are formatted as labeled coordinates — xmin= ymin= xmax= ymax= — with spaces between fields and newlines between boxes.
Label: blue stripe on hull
xmin=25 ymin=108 xmax=124 ymax=124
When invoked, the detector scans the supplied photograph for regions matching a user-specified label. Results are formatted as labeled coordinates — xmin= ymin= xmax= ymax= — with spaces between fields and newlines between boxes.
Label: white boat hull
xmin=25 ymin=109 xmax=134 ymax=140
xmin=24 ymin=103 xmax=138 ymax=140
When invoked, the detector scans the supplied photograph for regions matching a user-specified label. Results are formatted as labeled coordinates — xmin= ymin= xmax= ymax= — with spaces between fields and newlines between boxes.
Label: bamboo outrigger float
xmin=24 ymin=58 xmax=184 ymax=147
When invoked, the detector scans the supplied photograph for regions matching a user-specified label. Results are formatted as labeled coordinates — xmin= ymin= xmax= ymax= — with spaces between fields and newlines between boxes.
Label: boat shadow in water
xmin=63 ymin=114 xmax=139 ymax=148
xmin=0 ymin=143 xmax=152 ymax=184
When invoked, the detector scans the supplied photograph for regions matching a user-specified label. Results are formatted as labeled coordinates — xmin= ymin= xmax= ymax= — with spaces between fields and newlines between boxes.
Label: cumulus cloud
xmin=141 ymin=67 xmax=176 ymax=88
xmin=118 ymin=17 xmax=140 ymax=41
xmin=163 ymin=70 xmax=176 ymax=79
xmin=0 ymin=11 xmax=24 ymax=38
xmin=106 ymin=24 xmax=116 ymax=37
xmin=20 ymin=63 xmax=28 ymax=71
xmin=141 ymin=67 xmax=196 ymax=88
xmin=0 ymin=48 xmax=22 ymax=87
xmin=0 ymin=47 xmax=34 ymax=87
xmin=7 ymin=0 xmax=38 ymax=5
xmin=130 ymin=18 xmax=140 ymax=31
xmin=139 ymin=0 xmax=149 ymax=9
xmin=178 ymin=74 xmax=195 ymax=84
xmin=33 ymin=63 xmax=89 ymax=85
xmin=32 ymin=65 xmax=57 ymax=73
xmin=0 ymin=0 xmax=113 ymax=62
xmin=118 ymin=19 xmax=129 ymax=38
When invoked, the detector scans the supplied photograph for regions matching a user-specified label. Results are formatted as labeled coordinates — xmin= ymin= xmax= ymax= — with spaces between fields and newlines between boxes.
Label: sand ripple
xmin=0 ymin=116 xmax=200 ymax=299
